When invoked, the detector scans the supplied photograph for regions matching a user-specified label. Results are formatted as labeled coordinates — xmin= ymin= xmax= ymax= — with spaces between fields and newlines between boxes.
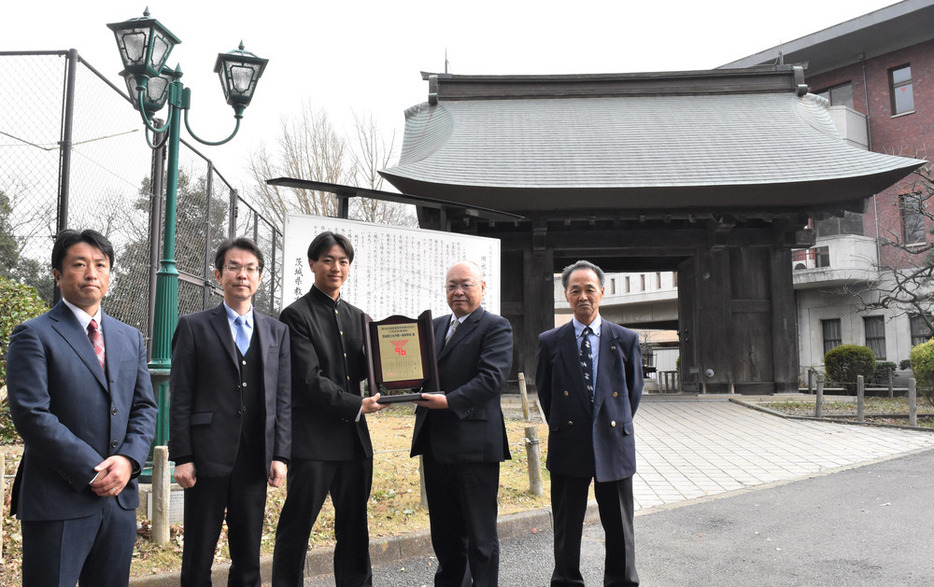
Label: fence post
xmin=518 ymin=372 xmax=530 ymax=421
xmin=815 ymin=373 xmax=824 ymax=418
xmin=909 ymin=378 xmax=918 ymax=428
xmin=888 ymin=369 xmax=894 ymax=399
xmin=856 ymin=375 xmax=865 ymax=423
xmin=151 ymin=446 xmax=171 ymax=545
xmin=525 ymin=426 xmax=544 ymax=496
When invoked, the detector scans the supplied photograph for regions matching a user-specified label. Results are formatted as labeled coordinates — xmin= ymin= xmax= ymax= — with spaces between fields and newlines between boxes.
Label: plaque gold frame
xmin=363 ymin=310 xmax=440 ymax=403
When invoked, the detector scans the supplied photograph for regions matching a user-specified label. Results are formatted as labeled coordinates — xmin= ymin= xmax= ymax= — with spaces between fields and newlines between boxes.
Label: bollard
xmin=808 ymin=368 xmax=815 ymax=395
xmin=815 ymin=373 xmax=824 ymax=418
xmin=152 ymin=446 xmax=171 ymax=545
xmin=518 ymin=372 xmax=531 ymax=421
xmin=525 ymin=426 xmax=544 ymax=496
xmin=418 ymin=456 xmax=428 ymax=509
xmin=888 ymin=369 xmax=894 ymax=399
xmin=857 ymin=375 xmax=865 ymax=424
xmin=909 ymin=378 xmax=918 ymax=428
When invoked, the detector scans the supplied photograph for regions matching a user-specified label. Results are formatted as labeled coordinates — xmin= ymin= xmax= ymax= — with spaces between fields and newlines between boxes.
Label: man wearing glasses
xmin=169 ymin=237 xmax=292 ymax=585
xmin=411 ymin=260 xmax=513 ymax=587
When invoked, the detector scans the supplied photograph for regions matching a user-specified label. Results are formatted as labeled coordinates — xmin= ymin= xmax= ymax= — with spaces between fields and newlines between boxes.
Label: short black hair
xmin=51 ymin=229 xmax=115 ymax=272
xmin=307 ymin=231 xmax=354 ymax=263
xmin=561 ymin=260 xmax=605 ymax=289
xmin=214 ymin=237 xmax=265 ymax=272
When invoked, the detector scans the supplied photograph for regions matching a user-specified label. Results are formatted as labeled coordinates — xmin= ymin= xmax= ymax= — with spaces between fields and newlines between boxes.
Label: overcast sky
xmin=2 ymin=0 xmax=901 ymax=191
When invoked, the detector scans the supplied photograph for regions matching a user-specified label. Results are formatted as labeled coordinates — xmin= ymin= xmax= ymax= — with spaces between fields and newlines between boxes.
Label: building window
xmin=910 ymin=314 xmax=934 ymax=347
xmin=609 ymin=278 xmax=616 ymax=295
xmin=656 ymin=272 xmax=662 ymax=288
xmin=815 ymin=247 xmax=831 ymax=268
xmin=863 ymin=316 xmax=886 ymax=360
xmin=890 ymin=65 xmax=914 ymax=115
xmin=822 ymin=319 xmax=842 ymax=356
xmin=815 ymin=211 xmax=864 ymax=237
xmin=900 ymin=193 xmax=927 ymax=245
xmin=640 ymin=274 xmax=646 ymax=291
xmin=817 ymin=82 xmax=854 ymax=108
xmin=624 ymin=276 xmax=630 ymax=293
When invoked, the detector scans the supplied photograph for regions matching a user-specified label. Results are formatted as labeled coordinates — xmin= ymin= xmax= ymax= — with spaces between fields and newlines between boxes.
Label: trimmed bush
xmin=910 ymin=339 xmax=934 ymax=407
xmin=870 ymin=361 xmax=897 ymax=385
xmin=1 ymin=276 xmax=49 ymax=444
xmin=824 ymin=344 xmax=876 ymax=392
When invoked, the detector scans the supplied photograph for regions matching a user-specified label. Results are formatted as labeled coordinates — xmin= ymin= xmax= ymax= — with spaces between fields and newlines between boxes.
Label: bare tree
xmin=249 ymin=103 xmax=415 ymax=229
xmin=249 ymin=102 xmax=350 ymax=227
xmin=350 ymin=113 xmax=415 ymax=227
xmin=858 ymin=162 xmax=934 ymax=334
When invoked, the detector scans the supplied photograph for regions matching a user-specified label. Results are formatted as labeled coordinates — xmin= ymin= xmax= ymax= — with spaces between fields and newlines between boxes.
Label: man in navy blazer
xmin=169 ymin=237 xmax=291 ymax=585
xmin=7 ymin=228 xmax=158 ymax=586
xmin=536 ymin=260 xmax=643 ymax=586
xmin=412 ymin=260 xmax=513 ymax=587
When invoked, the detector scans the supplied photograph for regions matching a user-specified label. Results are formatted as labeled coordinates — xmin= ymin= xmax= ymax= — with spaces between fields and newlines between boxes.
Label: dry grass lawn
xmin=1 ymin=401 xmax=550 ymax=582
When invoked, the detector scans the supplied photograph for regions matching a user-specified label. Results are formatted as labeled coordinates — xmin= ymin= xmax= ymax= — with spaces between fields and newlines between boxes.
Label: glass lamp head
xmin=107 ymin=9 xmax=181 ymax=79
xmin=214 ymin=42 xmax=268 ymax=116
xmin=121 ymin=65 xmax=179 ymax=114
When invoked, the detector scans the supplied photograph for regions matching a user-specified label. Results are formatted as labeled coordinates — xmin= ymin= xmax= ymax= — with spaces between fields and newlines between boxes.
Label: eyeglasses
xmin=223 ymin=263 xmax=261 ymax=275
xmin=444 ymin=282 xmax=478 ymax=293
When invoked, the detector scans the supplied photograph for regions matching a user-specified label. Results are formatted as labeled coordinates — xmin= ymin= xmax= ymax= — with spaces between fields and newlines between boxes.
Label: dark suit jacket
xmin=7 ymin=301 xmax=158 ymax=520
xmin=279 ymin=286 xmax=371 ymax=461
xmin=411 ymin=307 xmax=513 ymax=464
xmin=168 ymin=304 xmax=291 ymax=477
xmin=536 ymin=319 xmax=643 ymax=482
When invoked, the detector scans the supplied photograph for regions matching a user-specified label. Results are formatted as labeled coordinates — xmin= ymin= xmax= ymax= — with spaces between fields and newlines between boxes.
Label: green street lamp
xmin=107 ymin=9 xmax=268 ymax=457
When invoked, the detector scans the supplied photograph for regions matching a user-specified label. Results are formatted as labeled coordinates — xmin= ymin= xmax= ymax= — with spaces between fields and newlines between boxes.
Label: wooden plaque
xmin=363 ymin=310 xmax=441 ymax=403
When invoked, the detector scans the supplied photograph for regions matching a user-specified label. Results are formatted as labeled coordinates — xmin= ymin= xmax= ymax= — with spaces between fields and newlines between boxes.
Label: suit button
xmin=563 ymin=390 xmax=569 ymax=397
xmin=612 ymin=392 xmax=619 ymax=398
xmin=237 ymin=410 xmax=242 ymax=417
xmin=111 ymin=440 xmax=118 ymax=448
xmin=568 ymin=420 xmax=574 ymax=426
xmin=242 ymin=382 xmax=248 ymax=387
xmin=611 ymin=421 xmax=617 ymax=427
xmin=111 ymin=407 xmax=118 ymax=415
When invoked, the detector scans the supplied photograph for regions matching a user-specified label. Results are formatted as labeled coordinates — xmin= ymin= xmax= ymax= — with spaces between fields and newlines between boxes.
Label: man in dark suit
xmin=7 ymin=228 xmax=158 ymax=586
xmin=536 ymin=260 xmax=643 ymax=587
xmin=272 ymin=231 xmax=386 ymax=587
xmin=412 ymin=260 xmax=513 ymax=587
xmin=169 ymin=237 xmax=291 ymax=586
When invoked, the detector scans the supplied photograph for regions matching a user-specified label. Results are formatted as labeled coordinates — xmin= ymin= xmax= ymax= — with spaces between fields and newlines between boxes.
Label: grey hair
xmin=560 ymin=260 xmax=605 ymax=289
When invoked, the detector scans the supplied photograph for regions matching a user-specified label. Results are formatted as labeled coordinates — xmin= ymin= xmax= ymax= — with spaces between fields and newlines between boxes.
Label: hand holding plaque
xmin=363 ymin=310 xmax=441 ymax=403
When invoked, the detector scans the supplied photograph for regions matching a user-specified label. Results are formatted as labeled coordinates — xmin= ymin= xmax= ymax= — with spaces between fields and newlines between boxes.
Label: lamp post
xmin=107 ymin=9 xmax=268 ymax=456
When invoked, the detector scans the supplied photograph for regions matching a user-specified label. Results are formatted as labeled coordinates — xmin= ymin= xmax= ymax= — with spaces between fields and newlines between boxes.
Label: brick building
xmin=724 ymin=0 xmax=934 ymax=376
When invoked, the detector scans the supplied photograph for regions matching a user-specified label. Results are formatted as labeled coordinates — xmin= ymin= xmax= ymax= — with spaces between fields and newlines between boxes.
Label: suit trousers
xmin=180 ymin=443 xmax=268 ymax=587
xmin=272 ymin=457 xmax=374 ymax=587
xmin=422 ymin=453 xmax=501 ymax=587
xmin=550 ymin=473 xmax=638 ymax=587
xmin=21 ymin=494 xmax=137 ymax=586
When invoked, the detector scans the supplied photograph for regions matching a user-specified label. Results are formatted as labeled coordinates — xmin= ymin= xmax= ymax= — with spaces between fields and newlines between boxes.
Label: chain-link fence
xmin=0 ymin=50 xmax=282 ymax=350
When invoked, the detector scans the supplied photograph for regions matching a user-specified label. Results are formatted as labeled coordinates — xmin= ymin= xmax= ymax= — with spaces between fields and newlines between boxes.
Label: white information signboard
xmin=282 ymin=214 xmax=501 ymax=321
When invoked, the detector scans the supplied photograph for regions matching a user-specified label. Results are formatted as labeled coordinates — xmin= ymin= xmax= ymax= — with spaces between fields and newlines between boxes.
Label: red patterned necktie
xmin=88 ymin=319 xmax=106 ymax=371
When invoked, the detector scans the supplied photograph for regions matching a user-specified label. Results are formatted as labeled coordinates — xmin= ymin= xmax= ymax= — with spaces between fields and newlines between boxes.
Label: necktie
xmin=234 ymin=315 xmax=250 ymax=356
xmin=580 ymin=326 xmax=594 ymax=401
xmin=444 ymin=318 xmax=459 ymax=348
xmin=88 ymin=319 xmax=105 ymax=371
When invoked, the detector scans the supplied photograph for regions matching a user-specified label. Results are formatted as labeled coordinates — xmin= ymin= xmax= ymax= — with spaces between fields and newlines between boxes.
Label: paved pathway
xmin=632 ymin=397 xmax=934 ymax=510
